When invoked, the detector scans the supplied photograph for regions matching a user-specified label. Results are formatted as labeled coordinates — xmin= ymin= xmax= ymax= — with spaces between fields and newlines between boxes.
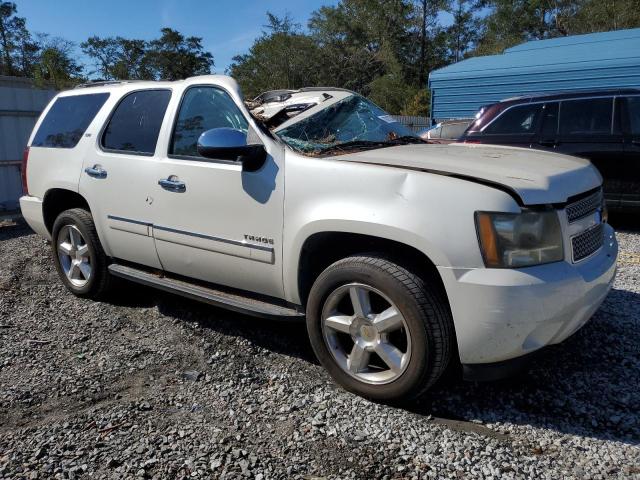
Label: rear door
xmin=478 ymin=103 xmax=542 ymax=148
xmin=620 ymin=95 xmax=640 ymax=209
xmin=79 ymin=89 xmax=172 ymax=269
xmin=554 ymin=97 xmax=623 ymax=203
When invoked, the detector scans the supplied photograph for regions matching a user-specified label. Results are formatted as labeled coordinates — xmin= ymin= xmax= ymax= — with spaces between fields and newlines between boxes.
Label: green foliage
xmin=558 ymin=0 xmax=640 ymax=35
xmin=3 ymin=0 xmax=640 ymax=112
xmin=473 ymin=0 xmax=640 ymax=55
xmin=402 ymin=88 xmax=431 ymax=116
xmin=229 ymin=13 xmax=323 ymax=97
xmin=81 ymin=36 xmax=152 ymax=80
xmin=446 ymin=0 xmax=482 ymax=62
xmin=5 ymin=2 xmax=215 ymax=85
xmin=0 ymin=1 xmax=39 ymax=76
xmin=145 ymin=28 xmax=213 ymax=80
xmin=369 ymin=72 xmax=418 ymax=113
xmin=82 ymin=29 xmax=213 ymax=81
xmin=232 ymin=2 xmax=427 ymax=113
xmin=33 ymin=36 xmax=83 ymax=89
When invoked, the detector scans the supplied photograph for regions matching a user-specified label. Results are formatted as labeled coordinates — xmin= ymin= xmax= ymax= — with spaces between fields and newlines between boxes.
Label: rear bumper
xmin=439 ymin=223 xmax=618 ymax=365
xmin=19 ymin=195 xmax=49 ymax=239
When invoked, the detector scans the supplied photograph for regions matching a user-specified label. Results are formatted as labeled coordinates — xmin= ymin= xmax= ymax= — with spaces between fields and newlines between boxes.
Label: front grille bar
xmin=566 ymin=189 xmax=603 ymax=223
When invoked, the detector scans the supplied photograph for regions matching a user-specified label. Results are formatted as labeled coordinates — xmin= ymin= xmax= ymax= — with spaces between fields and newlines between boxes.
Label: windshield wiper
xmin=386 ymin=135 xmax=426 ymax=145
xmin=315 ymin=140 xmax=391 ymax=155
xmin=315 ymin=136 xmax=425 ymax=156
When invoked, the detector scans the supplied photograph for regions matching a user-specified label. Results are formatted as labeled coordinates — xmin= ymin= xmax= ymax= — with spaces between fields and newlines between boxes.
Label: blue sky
xmin=17 ymin=0 xmax=339 ymax=74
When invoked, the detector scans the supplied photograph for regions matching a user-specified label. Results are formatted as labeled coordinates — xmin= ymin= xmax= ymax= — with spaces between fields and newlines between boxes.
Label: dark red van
xmin=460 ymin=90 xmax=640 ymax=211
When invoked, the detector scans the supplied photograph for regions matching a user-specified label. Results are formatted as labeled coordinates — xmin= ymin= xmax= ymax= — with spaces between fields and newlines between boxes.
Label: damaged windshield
xmin=274 ymin=94 xmax=424 ymax=156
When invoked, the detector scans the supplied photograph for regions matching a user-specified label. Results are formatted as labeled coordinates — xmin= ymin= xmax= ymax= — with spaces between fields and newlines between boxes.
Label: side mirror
xmin=197 ymin=128 xmax=266 ymax=171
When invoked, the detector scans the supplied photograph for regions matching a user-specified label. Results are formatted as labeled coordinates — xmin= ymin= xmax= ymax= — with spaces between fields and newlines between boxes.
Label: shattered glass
xmin=274 ymin=94 xmax=423 ymax=156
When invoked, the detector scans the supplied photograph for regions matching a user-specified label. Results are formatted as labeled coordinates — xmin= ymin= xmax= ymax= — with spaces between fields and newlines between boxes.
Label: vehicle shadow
xmin=109 ymin=282 xmax=317 ymax=360
xmin=107 ymin=283 xmax=640 ymax=446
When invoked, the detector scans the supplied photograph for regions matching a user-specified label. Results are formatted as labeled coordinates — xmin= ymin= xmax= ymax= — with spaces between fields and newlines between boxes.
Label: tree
xmin=229 ymin=13 xmax=323 ymax=97
xmin=557 ymin=0 xmax=640 ymax=35
xmin=145 ymin=28 xmax=213 ymax=80
xmin=82 ymin=36 xmax=152 ymax=80
xmin=82 ymin=29 xmax=213 ymax=81
xmin=0 ymin=1 xmax=38 ymax=76
xmin=33 ymin=36 xmax=83 ymax=89
xmin=413 ymin=0 xmax=450 ymax=86
xmin=473 ymin=0 xmax=561 ymax=55
xmin=309 ymin=0 xmax=416 ymax=91
xmin=308 ymin=0 xmax=428 ymax=112
xmin=446 ymin=0 xmax=481 ymax=62
xmin=402 ymin=88 xmax=430 ymax=116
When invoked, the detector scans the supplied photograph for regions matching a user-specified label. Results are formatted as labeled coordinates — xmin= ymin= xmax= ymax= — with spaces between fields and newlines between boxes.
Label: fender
xmin=283 ymin=219 xmax=450 ymax=305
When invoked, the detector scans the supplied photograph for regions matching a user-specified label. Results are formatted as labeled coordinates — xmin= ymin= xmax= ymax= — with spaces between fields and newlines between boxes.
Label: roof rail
xmin=500 ymin=87 xmax=640 ymax=103
xmin=74 ymin=79 xmax=146 ymax=89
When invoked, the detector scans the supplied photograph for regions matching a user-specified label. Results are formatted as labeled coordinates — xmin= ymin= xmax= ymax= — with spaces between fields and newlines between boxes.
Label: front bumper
xmin=438 ymin=223 xmax=618 ymax=365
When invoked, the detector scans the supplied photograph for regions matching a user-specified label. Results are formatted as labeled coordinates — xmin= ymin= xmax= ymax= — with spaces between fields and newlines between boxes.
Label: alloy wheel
xmin=57 ymin=225 xmax=92 ymax=287
xmin=321 ymin=283 xmax=412 ymax=384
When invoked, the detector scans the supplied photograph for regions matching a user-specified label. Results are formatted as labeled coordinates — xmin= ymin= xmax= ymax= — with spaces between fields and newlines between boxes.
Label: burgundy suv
xmin=460 ymin=90 xmax=640 ymax=211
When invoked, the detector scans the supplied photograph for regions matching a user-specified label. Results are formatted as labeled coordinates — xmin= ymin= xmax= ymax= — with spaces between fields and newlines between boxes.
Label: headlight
xmin=475 ymin=210 xmax=564 ymax=268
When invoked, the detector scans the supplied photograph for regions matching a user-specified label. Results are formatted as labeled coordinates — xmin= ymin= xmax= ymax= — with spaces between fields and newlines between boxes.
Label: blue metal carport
xmin=428 ymin=28 xmax=640 ymax=123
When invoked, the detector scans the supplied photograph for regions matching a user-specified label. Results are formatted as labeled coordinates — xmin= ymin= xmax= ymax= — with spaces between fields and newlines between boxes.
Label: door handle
xmin=158 ymin=176 xmax=186 ymax=193
xmin=84 ymin=165 xmax=107 ymax=178
xmin=632 ymin=139 xmax=640 ymax=146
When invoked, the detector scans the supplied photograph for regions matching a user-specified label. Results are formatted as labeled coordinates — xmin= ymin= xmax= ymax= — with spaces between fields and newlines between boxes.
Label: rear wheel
xmin=306 ymin=255 xmax=454 ymax=403
xmin=51 ymin=208 xmax=113 ymax=299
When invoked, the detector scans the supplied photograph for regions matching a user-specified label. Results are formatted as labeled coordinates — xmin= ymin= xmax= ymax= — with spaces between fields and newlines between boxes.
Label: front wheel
xmin=306 ymin=255 xmax=454 ymax=403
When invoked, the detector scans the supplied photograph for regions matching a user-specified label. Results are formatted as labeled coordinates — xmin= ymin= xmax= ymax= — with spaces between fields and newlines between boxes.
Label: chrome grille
xmin=566 ymin=189 xmax=603 ymax=223
xmin=572 ymin=224 xmax=604 ymax=262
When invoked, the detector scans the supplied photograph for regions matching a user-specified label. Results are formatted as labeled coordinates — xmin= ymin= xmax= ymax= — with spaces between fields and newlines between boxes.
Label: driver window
xmin=170 ymin=86 xmax=249 ymax=157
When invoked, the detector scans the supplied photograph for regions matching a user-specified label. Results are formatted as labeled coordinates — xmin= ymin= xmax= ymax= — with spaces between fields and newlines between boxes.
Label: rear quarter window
xmin=32 ymin=93 xmax=110 ymax=148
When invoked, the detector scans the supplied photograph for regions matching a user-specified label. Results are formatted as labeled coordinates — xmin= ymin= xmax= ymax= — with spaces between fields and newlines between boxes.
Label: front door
xmin=479 ymin=102 xmax=542 ymax=148
xmin=79 ymin=89 xmax=173 ymax=269
xmin=152 ymin=85 xmax=285 ymax=298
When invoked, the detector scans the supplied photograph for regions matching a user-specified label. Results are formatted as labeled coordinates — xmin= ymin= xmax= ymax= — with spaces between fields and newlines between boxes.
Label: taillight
xmin=21 ymin=147 xmax=29 ymax=195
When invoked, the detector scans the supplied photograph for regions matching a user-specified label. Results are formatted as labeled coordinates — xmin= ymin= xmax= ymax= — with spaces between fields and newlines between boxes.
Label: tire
xmin=306 ymin=255 xmax=454 ymax=403
xmin=51 ymin=208 xmax=113 ymax=299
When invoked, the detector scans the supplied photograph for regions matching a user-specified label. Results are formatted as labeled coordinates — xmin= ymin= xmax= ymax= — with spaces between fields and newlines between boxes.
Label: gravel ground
xmin=0 ymin=219 xmax=639 ymax=479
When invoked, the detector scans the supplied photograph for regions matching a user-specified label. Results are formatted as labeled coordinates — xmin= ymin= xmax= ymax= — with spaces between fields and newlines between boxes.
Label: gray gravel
xmin=0 ymin=220 xmax=639 ymax=479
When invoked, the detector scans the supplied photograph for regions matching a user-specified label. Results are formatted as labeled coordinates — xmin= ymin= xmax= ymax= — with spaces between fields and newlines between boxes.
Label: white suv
xmin=20 ymin=75 xmax=617 ymax=403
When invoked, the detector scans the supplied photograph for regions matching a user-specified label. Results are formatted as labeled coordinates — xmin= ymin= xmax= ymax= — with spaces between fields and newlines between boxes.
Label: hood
xmin=338 ymin=143 xmax=602 ymax=205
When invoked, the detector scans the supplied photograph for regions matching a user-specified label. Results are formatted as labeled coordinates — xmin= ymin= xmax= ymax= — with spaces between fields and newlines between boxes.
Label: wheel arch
xmin=42 ymin=188 xmax=90 ymax=235
xmin=295 ymin=230 xmax=449 ymax=309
